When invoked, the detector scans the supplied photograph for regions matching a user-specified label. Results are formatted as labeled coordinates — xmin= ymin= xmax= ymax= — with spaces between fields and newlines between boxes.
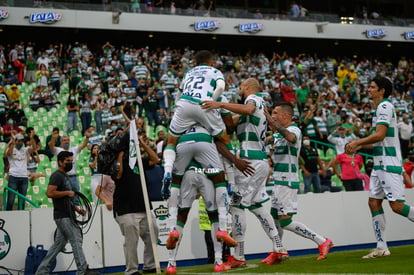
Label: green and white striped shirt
xmin=237 ymin=94 xmax=267 ymax=160
xmin=372 ymin=99 xmax=402 ymax=174
xmin=271 ymin=124 xmax=302 ymax=189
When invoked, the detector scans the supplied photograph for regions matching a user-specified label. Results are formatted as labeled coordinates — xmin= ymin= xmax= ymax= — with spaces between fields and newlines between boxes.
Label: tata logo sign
xmin=191 ymin=20 xmax=220 ymax=31
xmin=27 ymin=12 xmax=62 ymax=24
xmin=363 ymin=28 xmax=387 ymax=38
xmin=402 ymin=31 xmax=414 ymax=40
xmin=0 ymin=9 xmax=9 ymax=20
xmin=235 ymin=22 xmax=263 ymax=33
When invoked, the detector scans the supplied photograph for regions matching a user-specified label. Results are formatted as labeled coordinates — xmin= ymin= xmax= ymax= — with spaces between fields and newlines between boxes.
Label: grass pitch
xmin=117 ymin=245 xmax=414 ymax=275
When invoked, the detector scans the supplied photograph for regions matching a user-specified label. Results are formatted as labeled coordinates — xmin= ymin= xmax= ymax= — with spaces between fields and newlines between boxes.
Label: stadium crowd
xmin=1 ymin=40 xmax=414 ymax=209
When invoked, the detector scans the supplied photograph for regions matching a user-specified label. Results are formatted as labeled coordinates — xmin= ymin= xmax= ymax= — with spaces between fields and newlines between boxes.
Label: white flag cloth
xmin=129 ymin=119 xmax=140 ymax=169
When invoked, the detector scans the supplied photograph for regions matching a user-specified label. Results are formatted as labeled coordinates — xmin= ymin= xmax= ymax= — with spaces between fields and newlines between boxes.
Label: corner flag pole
xmin=131 ymin=120 xmax=161 ymax=274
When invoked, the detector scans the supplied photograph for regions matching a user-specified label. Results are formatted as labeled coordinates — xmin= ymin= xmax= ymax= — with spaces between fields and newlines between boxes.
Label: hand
xmin=67 ymin=191 xmax=75 ymax=197
xmin=105 ymin=201 xmax=113 ymax=211
xmin=345 ymin=140 xmax=361 ymax=154
xmin=304 ymin=170 xmax=311 ymax=178
xmin=75 ymin=208 xmax=86 ymax=216
xmin=233 ymin=159 xmax=255 ymax=177
xmin=201 ymin=100 xmax=221 ymax=111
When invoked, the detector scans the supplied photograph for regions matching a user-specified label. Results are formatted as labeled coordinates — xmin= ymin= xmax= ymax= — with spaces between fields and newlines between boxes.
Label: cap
xmin=15 ymin=133 xmax=24 ymax=140
xmin=11 ymin=84 xmax=17 ymax=88
xmin=408 ymin=148 xmax=414 ymax=155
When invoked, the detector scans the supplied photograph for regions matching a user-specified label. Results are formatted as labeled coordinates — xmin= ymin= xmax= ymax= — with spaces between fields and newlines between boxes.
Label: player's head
xmin=272 ymin=102 xmax=294 ymax=125
xmin=194 ymin=50 xmax=213 ymax=66
xmin=240 ymin=78 xmax=260 ymax=99
xmin=371 ymin=76 xmax=393 ymax=99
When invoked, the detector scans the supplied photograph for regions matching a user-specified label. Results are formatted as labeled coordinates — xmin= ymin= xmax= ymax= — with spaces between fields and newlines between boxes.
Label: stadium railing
xmin=1 ymin=0 xmax=411 ymax=27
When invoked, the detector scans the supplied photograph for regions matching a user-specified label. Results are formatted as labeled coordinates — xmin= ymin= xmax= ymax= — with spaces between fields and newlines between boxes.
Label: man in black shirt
xmin=36 ymin=151 xmax=99 ymax=275
xmin=299 ymin=135 xmax=325 ymax=193
xmin=112 ymin=129 xmax=161 ymax=275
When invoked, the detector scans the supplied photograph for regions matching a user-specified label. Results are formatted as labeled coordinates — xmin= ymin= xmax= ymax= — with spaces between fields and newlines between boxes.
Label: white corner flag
xmin=129 ymin=118 xmax=162 ymax=273
xmin=129 ymin=119 xmax=139 ymax=170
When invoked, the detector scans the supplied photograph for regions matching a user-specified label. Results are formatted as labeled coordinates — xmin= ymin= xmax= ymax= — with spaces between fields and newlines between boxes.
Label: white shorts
xmin=271 ymin=185 xmax=298 ymax=216
xmin=173 ymin=141 xmax=224 ymax=176
xmin=369 ymin=170 xmax=406 ymax=202
xmin=169 ymin=99 xmax=225 ymax=137
xmin=235 ymin=159 xmax=269 ymax=208
xmin=179 ymin=170 xmax=216 ymax=211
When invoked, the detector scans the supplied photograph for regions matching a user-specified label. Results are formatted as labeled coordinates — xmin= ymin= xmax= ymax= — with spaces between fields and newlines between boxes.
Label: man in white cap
xmin=5 ymin=132 xmax=36 ymax=210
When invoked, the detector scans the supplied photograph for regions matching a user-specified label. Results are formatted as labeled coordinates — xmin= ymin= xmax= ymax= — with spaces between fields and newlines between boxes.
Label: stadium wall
xmin=0 ymin=189 xmax=413 ymax=272
xmin=1 ymin=7 xmax=414 ymax=42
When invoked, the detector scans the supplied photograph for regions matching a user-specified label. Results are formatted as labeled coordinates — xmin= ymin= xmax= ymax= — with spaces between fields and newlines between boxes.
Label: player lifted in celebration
xmin=166 ymin=160 xmax=232 ymax=274
xmin=202 ymin=78 xmax=287 ymax=266
xmin=265 ymin=102 xmax=333 ymax=261
xmin=346 ymin=76 xmax=414 ymax=258
xmin=163 ymin=50 xmax=234 ymax=188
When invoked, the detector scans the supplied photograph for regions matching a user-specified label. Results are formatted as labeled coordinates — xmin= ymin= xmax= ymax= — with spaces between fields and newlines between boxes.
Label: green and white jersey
xmin=124 ymin=87 xmax=136 ymax=102
xmin=179 ymin=65 xmax=224 ymax=104
xmin=178 ymin=125 xmax=213 ymax=144
xmin=132 ymin=64 xmax=148 ymax=80
xmin=271 ymin=124 xmax=302 ymax=189
xmin=372 ymin=99 xmax=402 ymax=174
xmin=314 ymin=116 xmax=328 ymax=135
xmin=0 ymin=93 xmax=8 ymax=113
xmin=237 ymin=94 xmax=267 ymax=160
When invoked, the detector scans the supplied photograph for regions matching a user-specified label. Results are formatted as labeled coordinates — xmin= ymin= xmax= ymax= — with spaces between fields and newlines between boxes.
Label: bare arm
xmin=346 ymin=124 xmax=387 ymax=153
xmin=139 ymin=137 xmax=160 ymax=166
xmin=46 ymin=184 xmax=74 ymax=199
xmin=264 ymin=111 xmax=297 ymax=144
xmin=202 ymin=100 xmax=256 ymax=115
xmin=215 ymin=140 xmax=255 ymax=176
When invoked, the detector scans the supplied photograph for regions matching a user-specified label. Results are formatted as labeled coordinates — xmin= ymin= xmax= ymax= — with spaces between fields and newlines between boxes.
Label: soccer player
xmin=163 ymin=50 xmax=234 ymax=191
xmin=164 ymin=124 xmax=255 ymax=273
xmin=265 ymin=102 xmax=333 ymax=261
xmin=202 ymin=78 xmax=287 ymax=266
xmin=346 ymin=76 xmax=414 ymax=258
xmin=166 ymin=161 xmax=232 ymax=274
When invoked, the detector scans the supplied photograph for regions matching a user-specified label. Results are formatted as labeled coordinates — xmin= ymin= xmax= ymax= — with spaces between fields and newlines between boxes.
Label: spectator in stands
xmin=24 ymin=54 xmax=37 ymax=84
xmin=0 ymin=85 xmax=9 ymax=126
xmin=29 ymin=86 xmax=43 ymax=111
xmin=26 ymin=136 xmax=45 ymax=185
xmin=299 ymin=135 xmax=324 ymax=193
xmin=2 ymin=116 xmax=25 ymax=143
xmin=397 ymin=113 xmax=412 ymax=160
xmin=89 ymin=144 xmax=101 ymax=203
xmin=36 ymin=63 xmax=49 ymax=93
xmin=7 ymin=100 xmax=27 ymax=127
xmin=5 ymin=132 xmax=36 ymax=210
xmin=80 ymin=93 xmax=93 ymax=136
xmin=326 ymin=105 xmax=342 ymax=134
xmin=327 ymin=126 xmax=357 ymax=155
xmin=49 ymin=129 xmax=92 ymax=205
xmin=403 ymin=149 xmax=414 ymax=189
xmin=331 ymin=151 xmax=365 ymax=191
xmin=288 ymin=1 xmax=300 ymax=18
xmin=299 ymin=4 xmax=308 ymax=17
xmin=42 ymin=84 xmax=58 ymax=111
xmin=6 ymin=84 xmax=20 ymax=102
xmin=66 ymin=93 xmax=79 ymax=135
xmin=45 ymin=127 xmax=61 ymax=161
xmin=319 ymin=164 xmax=342 ymax=193
xmin=143 ymin=86 xmax=160 ymax=127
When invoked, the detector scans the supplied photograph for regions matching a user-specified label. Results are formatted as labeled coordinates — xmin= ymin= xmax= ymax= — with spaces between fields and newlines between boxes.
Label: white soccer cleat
xmin=362 ymin=248 xmax=391 ymax=259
